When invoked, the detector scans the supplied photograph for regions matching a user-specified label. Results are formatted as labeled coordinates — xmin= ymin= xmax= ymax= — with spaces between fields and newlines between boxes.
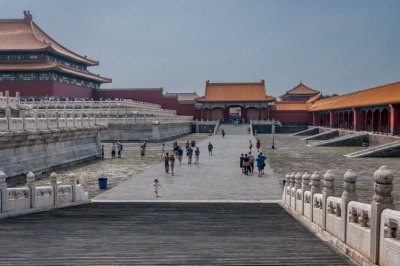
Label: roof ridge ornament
xmin=23 ymin=10 xmax=33 ymax=23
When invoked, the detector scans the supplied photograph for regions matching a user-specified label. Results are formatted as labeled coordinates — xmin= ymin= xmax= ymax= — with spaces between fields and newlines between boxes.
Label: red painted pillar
xmin=200 ymin=108 xmax=204 ymax=120
xmin=379 ymin=110 xmax=383 ymax=133
xmin=353 ymin=108 xmax=362 ymax=131
xmin=266 ymin=108 xmax=271 ymax=120
xmin=329 ymin=110 xmax=336 ymax=128
xmin=258 ymin=108 xmax=262 ymax=120
xmin=389 ymin=104 xmax=400 ymax=135
xmin=241 ymin=108 xmax=247 ymax=122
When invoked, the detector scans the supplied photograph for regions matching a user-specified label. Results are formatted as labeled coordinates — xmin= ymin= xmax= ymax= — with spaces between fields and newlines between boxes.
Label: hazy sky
xmin=1 ymin=0 xmax=399 ymax=97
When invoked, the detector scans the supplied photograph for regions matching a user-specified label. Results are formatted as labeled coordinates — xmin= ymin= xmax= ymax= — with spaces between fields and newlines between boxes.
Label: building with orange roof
xmin=0 ymin=11 xmax=111 ymax=99
xmin=310 ymin=81 xmax=400 ymax=135
xmin=279 ymin=82 xmax=320 ymax=102
xmin=195 ymin=80 xmax=276 ymax=121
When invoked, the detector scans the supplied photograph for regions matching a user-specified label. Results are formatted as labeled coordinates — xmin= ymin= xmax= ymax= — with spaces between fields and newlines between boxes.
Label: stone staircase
xmin=345 ymin=140 xmax=400 ymax=157
xmin=307 ymin=132 xmax=369 ymax=147
xmin=217 ymin=123 xmax=249 ymax=135
xmin=0 ymin=202 xmax=352 ymax=265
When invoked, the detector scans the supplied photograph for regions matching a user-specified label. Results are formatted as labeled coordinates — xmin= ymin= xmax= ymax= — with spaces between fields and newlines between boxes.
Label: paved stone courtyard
xmin=94 ymin=132 xmax=282 ymax=201
xmin=256 ymin=134 xmax=400 ymax=209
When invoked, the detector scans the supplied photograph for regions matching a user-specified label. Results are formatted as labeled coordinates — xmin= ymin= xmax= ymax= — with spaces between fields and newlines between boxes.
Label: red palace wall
xmin=52 ymin=82 xmax=92 ymax=98
xmin=270 ymin=111 xmax=312 ymax=124
xmin=0 ymin=81 xmax=53 ymax=97
xmin=93 ymin=89 xmax=165 ymax=104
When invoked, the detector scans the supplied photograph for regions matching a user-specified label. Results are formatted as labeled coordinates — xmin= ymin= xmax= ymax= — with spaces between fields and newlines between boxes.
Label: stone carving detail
xmin=342 ymin=169 xmax=358 ymax=200
xmin=323 ymin=170 xmax=335 ymax=194
xmin=295 ymin=172 xmax=302 ymax=190
xmin=372 ymin=166 xmax=394 ymax=204
xmin=383 ymin=220 xmax=398 ymax=238
xmin=310 ymin=171 xmax=321 ymax=195
xmin=302 ymin=172 xmax=311 ymax=191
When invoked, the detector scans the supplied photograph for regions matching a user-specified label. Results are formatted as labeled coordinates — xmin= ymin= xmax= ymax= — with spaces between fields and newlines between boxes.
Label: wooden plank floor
xmin=0 ymin=203 xmax=353 ymax=265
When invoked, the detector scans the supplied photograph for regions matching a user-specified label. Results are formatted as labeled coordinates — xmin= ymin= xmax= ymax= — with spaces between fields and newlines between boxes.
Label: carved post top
xmin=295 ymin=172 xmax=302 ymax=189
xmin=50 ymin=172 xmax=57 ymax=186
xmin=289 ymin=172 xmax=296 ymax=186
xmin=344 ymin=169 xmax=357 ymax=183
xmin=26 ymin=171 xmax=35 ymax=187
xmin=323 ymin=169 xmax=335 ymax=194
xmin=68 ymin=173 xmax=76 ymax=185
xmin=311 ymin=171 xmax=321 ymax=182
xmin=285 ymin=173 xmax=291 ymax=184
xmin=373 ymin=166 xmax=394 ymax=204
xmin=302 ymin=172 xmax=311 ymax=190
xmin=0 ymin=171 xmax=7 ymax=184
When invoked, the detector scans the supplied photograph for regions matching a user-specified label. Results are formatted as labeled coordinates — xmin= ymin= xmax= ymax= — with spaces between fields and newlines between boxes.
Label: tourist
xmin=249 ymin=140 xmax=253 ymax=153
xmin=240 ymin=154 xmax=244 ymax=173
xmin=248 ymin=152 xmax=255 ymax=173
xmin=117 ymin=141 xmax=123 ymax=158
xmin=187 ymin=146 xmax=193 ymax=164
xmin=243 ymin=154 xmax=250 ymax=175
xmin=101 ymin=145 xmax=104 ymax=159
xmin=177 ymin=146 xmax=183 ymax=164
xmin=161 ymin=143 xmax=165 ymax=157
xmin=256 ymin=155 xmax=264 ymax=177
xmin=153 ymin=179 xmax=161 ymax=197
xmin=164 ymin=152 xmax=170 ymax=173
xmin=140 ymin=145 xmax=146 ymax=159
xmin=195 ymin=147 xmax=200 ymax=164
xmin=256 ymin=139 xmax=261 ymax=152
xmin=208 ymin=142 xmax=213 ymax=155
xmin=170 ymin=154 xmax=175 ymax=176
xmin=248 ymin=127 xmax=251 ymax=134
xmin=185 ymin=140 xmax=190 ymax=150
xmin=222 ymin=128 xmax=225 ymax=138
xmin=111 ymin=143 xmax=116 ymax=159
xmin=259 ymin=152 xmax=267 ymax=175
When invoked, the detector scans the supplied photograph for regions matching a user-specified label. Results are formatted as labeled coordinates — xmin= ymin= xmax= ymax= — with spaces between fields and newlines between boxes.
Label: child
xmin=208 ymin=142 xmax=213 ymax=155
xmin=177 ymin=146 xmax=183 ymax=164
xmin=164 ymin=153 xmax=170 ymax=173
xmin=153 ymin=179 xmax=161 ymax=197
xmin=170 ymin=154 xmax=175 ymax=176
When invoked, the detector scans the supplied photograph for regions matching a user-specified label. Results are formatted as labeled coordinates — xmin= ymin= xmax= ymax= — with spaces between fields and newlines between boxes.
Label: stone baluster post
xmin=370 ymin=166 xmax=395 ymax=263
xmin=50 ymin=172 xmax=58 ymax=206
xmin=5 ymin=108 xmax=11 ymax=131
xmin=283 ymin=173 xmax=290 ymax=204
xmin=80 ymin=113 xmax=84 ymax=128
xmin=341 ymin=169 xmax=358 ymax=241
xmin=5 ymin=90 xmax=9 ymax=105
xmin=55 ymin=111 xmax=60 ymax=129
xmin=322 ymin=170 xmax=335 ymax=229
xmin=16 ymin=91 xmax=20 ymax=104
xmin=289 ymin=172 xmax=296 ymax=207
xmin=21 ymin=110 xmax=26 ymax=131
xmin=301 ymin=172 xmax=311 ymax=214
xmin=124 ymin=107 xmax=128 ymax=125
xmin=294 ymin=172 xmax=302 ymax=209
xmin=310 ymin=171 xmax=321 ymax=222
xmin=116 ymin=106 xmax=120 ymax=124
xmin=34 ymin=110 xmax=38 ymax=130
xmin=45 ymin=106 xmax=49 ymax=129
xmin=68 ymin=173 xmax=77 ymax=202
xmin=0 ymin=171 xmax=8 ymax=212
xmin=26 ymin=172 xmax=36 ymax=208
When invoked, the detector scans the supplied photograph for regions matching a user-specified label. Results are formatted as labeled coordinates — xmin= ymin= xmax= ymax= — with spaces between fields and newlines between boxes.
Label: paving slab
xmin=94 ymin=133 xmax=282 ymax=201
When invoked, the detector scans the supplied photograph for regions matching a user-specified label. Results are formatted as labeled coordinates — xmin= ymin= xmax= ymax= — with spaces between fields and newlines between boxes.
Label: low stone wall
xmin=101 ymin=122 xmax=192 ymax=142
xmin=252 ymin=124 xmax=309 ymax=134
xmin=0 ymin=126 xmax=103 ymax=183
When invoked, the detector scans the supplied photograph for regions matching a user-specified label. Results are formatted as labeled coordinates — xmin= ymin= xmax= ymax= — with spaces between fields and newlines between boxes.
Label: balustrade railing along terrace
xmin=282 ymin=166 xmax=400 ymax=266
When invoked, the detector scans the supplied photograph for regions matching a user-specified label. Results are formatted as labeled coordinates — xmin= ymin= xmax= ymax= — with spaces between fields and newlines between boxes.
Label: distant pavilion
xmin=195 ymin=80 xmax=275 ymax=121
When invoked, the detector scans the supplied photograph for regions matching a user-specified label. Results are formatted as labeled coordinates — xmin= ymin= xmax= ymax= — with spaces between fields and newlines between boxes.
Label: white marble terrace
xmin=282 ymin=166 xmax=400 ymax=266
xmin=0 ymin=91 xmax=193 ymax=132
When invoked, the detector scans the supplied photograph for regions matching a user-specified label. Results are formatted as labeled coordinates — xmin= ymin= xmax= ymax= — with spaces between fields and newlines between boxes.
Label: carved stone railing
xmin=281 ymin=166 xmax=399 ymax=266
xmin=0 ymin=171 xmax=88 ymax=215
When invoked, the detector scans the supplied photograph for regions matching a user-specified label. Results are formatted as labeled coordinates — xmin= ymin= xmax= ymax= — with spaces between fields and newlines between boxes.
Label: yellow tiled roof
xmin=273 ymin=101 xmax=309 ymax=111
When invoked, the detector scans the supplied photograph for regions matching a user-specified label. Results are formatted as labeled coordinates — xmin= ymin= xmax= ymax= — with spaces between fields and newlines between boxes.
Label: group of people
xmin=107 ymin=142 xmax=124 ymax=159
xmin=240 ymin=139 xmax=266 ymax=177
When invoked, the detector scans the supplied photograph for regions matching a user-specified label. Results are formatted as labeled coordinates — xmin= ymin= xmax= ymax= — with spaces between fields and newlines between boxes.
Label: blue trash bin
xmin=98 ymin=178 xmax=108 ymax=189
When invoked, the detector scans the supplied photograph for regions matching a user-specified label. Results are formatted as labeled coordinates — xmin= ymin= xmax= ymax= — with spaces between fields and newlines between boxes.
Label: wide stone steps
xmin=345 ymin=139 xmax=400 ymax=157
xmin=291 ymin=127 xmax=319 ymax=136
xmin=217 ymin=124 xmax=249 ymax=135
xmin=0 ymin=202 xmax=352 ymax=265
xmin=306 ymin=132 xmax=369 ymax=147
xmin=300 ymin=130 xmax=338 ymax=141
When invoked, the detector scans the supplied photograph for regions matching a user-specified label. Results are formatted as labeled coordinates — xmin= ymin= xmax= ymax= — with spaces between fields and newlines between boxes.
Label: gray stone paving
xmin=94 ymin=131 xmax=282 ymax=201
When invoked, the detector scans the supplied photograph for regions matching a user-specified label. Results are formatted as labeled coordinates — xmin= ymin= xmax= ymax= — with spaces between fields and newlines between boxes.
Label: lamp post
xmin=272 ymin=134 xmax=275 ymax=149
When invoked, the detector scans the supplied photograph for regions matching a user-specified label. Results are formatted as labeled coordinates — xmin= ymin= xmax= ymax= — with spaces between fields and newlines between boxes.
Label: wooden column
xmin=389 ymin=104 xmax=400 ymax=135
xmin=353 ymin=108 xmax=362 ymax=131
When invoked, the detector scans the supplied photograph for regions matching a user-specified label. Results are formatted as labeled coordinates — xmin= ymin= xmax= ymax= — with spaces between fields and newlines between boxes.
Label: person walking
xmin=101 ymin=145 xmax=105 ymax=159
xmin=140 ymin=145 xmax=146 ymax=159
xmin=187 ymin=146 xmax=193 ymax=164
xmin=256 ymin=139 xmax=261 ymax=152
xmin=177 ymin=146 xmax=183 ymax=164
xmin=117 ymin=141 xmax=123 ymax=158
xmin=161 ymin=143 xmax=165 ymax=157
xmin=248 ymin=152 xmax=255 ymax=173
xmin=256 ymin=154 xmax=264 ymax=177
xmin=249 ymin=140 xmax=253 ymax=153
xmin=111 ymin=143 xmax=116 ymax=159
xmin=240 ymin=154 xmax=244 ymax=173
xmin=170 ymin=154 xmax=175 ymax=176
xmin=208 ymin=142 xmax=213 ymax=155
xmin=164 ymin=152 xmax=170 ymax=173
xmin=195 ymin=147 xmax=200 ymax=164
xmin=221 ymin=128 xmax=225 ymax=138
xmin=153 ymin=179 xmax=161 ymax=197
xmin=259 ymin=152 xmax=267 ymax=175
xmin=243 ymin=154 xmax=250 ymax=175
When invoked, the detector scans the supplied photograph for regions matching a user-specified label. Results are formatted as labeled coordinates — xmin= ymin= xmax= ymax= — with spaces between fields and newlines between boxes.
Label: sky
xmin=1 ymin=0 xmax=400 ymax=97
